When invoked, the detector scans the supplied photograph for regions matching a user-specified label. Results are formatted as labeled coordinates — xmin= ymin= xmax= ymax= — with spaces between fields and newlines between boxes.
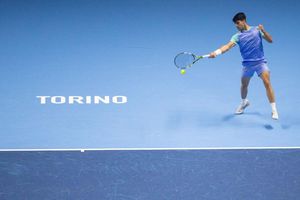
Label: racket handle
xmin=202 ymin=54 xmax=210 ymax=58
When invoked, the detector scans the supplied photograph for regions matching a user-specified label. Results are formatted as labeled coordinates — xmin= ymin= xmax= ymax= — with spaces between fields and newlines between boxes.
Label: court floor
xmin=1 ymin=149 xmax=300 ymax=199
xmin=1 ymin=51 xmax=299 ymax=149
xmin=1 ymin=1 xmax=300 ymax=199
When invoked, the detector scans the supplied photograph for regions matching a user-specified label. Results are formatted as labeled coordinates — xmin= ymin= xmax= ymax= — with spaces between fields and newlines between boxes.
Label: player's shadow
xmin=222 ymin=111 xmax=263 ymax=121
xmin=167 ymin=110 xmax=291 ymax=131
xmin=222 ymin=112 xmax=274 ymax=130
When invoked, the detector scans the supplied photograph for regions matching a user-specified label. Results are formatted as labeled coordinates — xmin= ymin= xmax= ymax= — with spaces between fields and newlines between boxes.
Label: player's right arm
xmin=209 ymin=41 xmax=236 ymax=58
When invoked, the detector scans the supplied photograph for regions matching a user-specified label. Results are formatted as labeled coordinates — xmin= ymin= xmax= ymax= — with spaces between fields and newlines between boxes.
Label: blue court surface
xmin=1 ymin=149 xmax=300 ymax=199
xmin=0 ymin=0 xmax=299 ymax=149
xmin=0 ymin=0 xmax=300 ymax=199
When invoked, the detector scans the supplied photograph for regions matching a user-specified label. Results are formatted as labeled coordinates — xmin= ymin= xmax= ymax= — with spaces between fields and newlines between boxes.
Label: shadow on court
xmin=222 ymin=112 xmax=275 ymax=130
xmin=167 ymin=110 xmax=292 ymax=132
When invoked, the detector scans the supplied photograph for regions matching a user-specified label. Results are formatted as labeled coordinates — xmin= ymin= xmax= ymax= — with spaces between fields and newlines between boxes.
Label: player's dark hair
xmin=232 ymin=12 xmax=246 ymax=23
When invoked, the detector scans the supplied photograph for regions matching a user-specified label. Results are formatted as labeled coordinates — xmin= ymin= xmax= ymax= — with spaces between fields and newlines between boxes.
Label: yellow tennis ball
xmin=180 ymin=69 xmax=186 ymax=75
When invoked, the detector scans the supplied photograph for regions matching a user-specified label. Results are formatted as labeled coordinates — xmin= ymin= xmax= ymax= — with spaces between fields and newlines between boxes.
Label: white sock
xmin=242 ymin=98 xmax=248 ymax=105
xmin=270 ymin=102 xmax=277 ymax=112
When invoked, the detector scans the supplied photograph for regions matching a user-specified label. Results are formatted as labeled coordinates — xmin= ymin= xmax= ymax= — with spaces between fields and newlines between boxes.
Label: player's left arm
xmin=258 ymin=24 xmax=273 ymax=43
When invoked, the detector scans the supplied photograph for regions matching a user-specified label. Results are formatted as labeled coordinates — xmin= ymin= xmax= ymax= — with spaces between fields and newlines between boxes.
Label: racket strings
xmin=174 ymin=53 xmax=196 ymax=69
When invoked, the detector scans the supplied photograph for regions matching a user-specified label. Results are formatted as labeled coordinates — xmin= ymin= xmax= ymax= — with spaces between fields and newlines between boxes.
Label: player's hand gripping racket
xmin=174 ymin=52 xmax=210 ymax=74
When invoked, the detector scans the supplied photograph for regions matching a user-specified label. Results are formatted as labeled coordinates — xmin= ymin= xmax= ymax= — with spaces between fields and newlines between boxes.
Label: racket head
xmin=174 ymin=52 xmax=199 ymax=69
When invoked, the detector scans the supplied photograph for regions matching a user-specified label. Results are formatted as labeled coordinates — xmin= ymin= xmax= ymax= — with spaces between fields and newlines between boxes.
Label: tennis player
xmin=209 ymin=12 xmax=279 ymax=120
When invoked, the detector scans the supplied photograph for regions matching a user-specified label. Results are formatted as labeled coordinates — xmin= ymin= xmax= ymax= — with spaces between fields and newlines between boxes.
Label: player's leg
xmin=241 ymin=76 xmax=251 ymax=99
xmin=259 ymin=71 xmax=279 ymax=119
xmin=235 ymin=68 xmax=252 ymax=114
xmin=259 ymin=71 xmax=275 ymax=102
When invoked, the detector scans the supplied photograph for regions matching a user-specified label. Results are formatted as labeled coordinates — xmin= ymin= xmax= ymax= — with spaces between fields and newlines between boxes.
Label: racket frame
xmin=174 ymin=52 xmax=209 ymax=69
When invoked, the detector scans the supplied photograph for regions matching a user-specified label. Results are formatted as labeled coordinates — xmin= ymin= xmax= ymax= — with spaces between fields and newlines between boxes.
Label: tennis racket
xmin=174 ymin=52 xmax=210 ymax=74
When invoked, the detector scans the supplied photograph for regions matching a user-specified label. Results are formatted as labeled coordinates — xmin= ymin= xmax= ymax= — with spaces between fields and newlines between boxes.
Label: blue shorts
xmin=241 ymin=60 xmax=270 ymax=78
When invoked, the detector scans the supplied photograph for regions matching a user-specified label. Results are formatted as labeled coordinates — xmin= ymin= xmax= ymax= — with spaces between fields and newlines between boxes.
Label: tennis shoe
xmin=272 ymin=111 xmax=279 ymax=120
xmin=235 ymin=99 xmax=250 ymax=114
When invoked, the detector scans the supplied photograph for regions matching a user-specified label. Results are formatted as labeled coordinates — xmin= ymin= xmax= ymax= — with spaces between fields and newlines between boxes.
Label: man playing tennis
xmin=209 ymin=12 xmax=279 ymax=120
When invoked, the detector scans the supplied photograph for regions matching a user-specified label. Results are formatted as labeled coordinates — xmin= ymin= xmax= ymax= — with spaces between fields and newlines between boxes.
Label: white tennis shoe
xmin=272 ymin=111 xmax=279 ymax=120
xmin=235 ymin=99 xmax=250 ymax=114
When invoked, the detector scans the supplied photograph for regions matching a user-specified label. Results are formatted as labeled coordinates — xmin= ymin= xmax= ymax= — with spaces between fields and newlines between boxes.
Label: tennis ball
xmin=180 ymin=69 xmax=186 ymax=75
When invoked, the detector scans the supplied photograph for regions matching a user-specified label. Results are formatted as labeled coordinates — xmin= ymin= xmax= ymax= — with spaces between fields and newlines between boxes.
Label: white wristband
xmin=214 ymin=49 xmax=222 ymax=56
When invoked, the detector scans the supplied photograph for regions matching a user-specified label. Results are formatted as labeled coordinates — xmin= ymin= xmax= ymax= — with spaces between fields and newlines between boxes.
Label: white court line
xmin=0 ymin=147 xmax=300 ymax=152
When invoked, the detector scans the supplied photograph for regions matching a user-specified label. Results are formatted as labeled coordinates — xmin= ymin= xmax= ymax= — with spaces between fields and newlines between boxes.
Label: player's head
xmin=232 ymin=12 xmax=247 ymax=31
